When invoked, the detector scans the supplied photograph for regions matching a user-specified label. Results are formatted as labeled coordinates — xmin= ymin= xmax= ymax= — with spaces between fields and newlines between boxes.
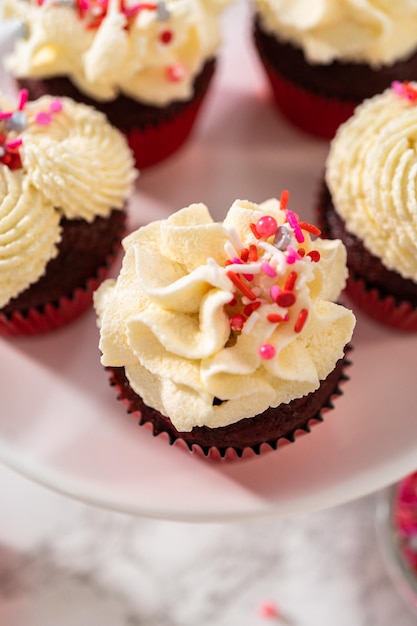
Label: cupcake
xmin=2 ymin=0 xmax=231 ymax=169
xmin=321 ymin=81 xmax=417 ymax=331
xmin=94 ymin=194 xmax=355 ymax=460
xmin=253 ymin=0 xmax=417 ymax=138
xmin=0 ymin=90 xmax=136 ymax=336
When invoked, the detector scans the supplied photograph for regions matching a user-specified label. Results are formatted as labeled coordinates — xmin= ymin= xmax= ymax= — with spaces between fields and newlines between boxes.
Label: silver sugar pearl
xmin=5 ymin=110 xmax=27 ymax=132
xmin=157 ymin=1 xmax=170 ymax=20
xmin=274 ymin=225 xmax=291 ymax=251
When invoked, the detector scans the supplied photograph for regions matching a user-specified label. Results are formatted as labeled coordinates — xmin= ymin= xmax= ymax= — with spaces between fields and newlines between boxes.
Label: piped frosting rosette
xmin=326 ymin=82 xmax=417 ymax=283
xmin=95 ymin=196 xmax=355 ymax=434
xmin=0 ymin=90 xmax=136 ymax=314
xmin=3 ymin=0 xmax=232 ymax=105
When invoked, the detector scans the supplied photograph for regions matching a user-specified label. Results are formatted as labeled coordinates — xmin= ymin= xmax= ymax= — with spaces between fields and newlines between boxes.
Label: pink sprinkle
xmin=259 ymin=601 xmax=279 ymax=619
xmin=259 ymin=344 xmax=276 ymax=360
xmin=286 ymin=245 xmax=300 ymax=264
xmin=166 ymin=63 xmax=186 ymax=83
xmin=6 ymin=138 xmax=23 ymax=149
xmin=0 ymin=111 xmax=12 ymax=120
xmin=17 ymin=89 xmax=28 ymax=111
xmin=261 ymin=262 xmax=277 ymax=277
xmin=270 ymin=285 xmax=281 ymax=302
xmin=35 ymin=112 xmax=52 ymax=126
xmin=286 ymin=210 xmax=304 ymax=243
xmin=49 ymin=99 xmax=63 ymax=113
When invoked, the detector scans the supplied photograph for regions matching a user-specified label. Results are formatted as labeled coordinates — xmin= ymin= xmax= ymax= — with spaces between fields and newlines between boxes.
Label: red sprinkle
xmin=297 ymin=248 xmax=306 ymax=257
xmin=244 ymin=301 xmax=261 ymax=316
xmin=307 ymin=250 xmax=321 ymax=262
xmin=267 ymin=313 xmax=286 ymax=323
xmin=280 ymin=189 xmax=289 ymax=211
xmin=284 ymin=271 xmax=297 ymax=291
xmin=276 ymin=291 xmax=296 ymax=308
xmin=249 ymin=244 xmax=258 ymax=261
xmin=160 ymin=29 xmax=173 ymax=44
xmin=250 ymin=223 xmax=262 ymax=239
xmin=294 ymin=308 xmax=309 ymax=333
xmin=230 ymin=314 xmax=246 ymax=332
xmin=226 ymin=271 xmax=257 ymax=301
xmin=299 ymin=221 xmax=321 ymax=237
xmin=240 ymin=247 xmax=249 ymax=262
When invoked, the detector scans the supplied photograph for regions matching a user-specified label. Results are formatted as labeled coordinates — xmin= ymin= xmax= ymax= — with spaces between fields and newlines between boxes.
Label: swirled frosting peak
xmin=255 ymin=0 xmax=417 ymax=67
xmin=326 ymin=82 xmax=417 ymax=282
xmin=94 ymin=197 xmax=355 ymax=432
xmin=3 ymin=0 xmax=232 ymax=104
xmin=0 ymin=90 xmax=136 ymax=307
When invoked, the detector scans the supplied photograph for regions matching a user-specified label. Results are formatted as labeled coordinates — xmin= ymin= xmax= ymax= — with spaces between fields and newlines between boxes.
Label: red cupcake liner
xmin=107 ymin=350 xmax=352 ymax=462
xmin=125 ymin=92 xmax=208 ymax=169
xmin=345 ymin=277 xmax=417 ymax=332
xmin=259 ymin=57 xmax=357 ymax=139
xmin=0 ymin=264 xmax=112 ymax=336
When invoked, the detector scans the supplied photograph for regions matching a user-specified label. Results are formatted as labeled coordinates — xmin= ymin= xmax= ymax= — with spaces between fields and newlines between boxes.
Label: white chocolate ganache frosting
xmin=326 ymin=81 xmax=417 ymax=283
xmin=3 ymin=0 xmax=231 ymax=105
xmin=255 ymin=0 xmax=417 ymax=68
xmin=94 ymin=196 xmax=355 ymax=432
xmin=0 ymin=90 xmax=136 ymax=308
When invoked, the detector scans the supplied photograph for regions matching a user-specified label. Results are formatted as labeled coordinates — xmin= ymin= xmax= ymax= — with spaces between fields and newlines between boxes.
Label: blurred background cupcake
xmin=320 ymin=81 xmax=417 ymax=331
xmin=2 ymin=0 xmax=232 ymax=169
xmin=94 ymin=195 xmax=355 ymax=460
xmin=253 ymin=0 xmax=417 ymax=139
xmin=0 ymin=91 xmax=136 ymax=336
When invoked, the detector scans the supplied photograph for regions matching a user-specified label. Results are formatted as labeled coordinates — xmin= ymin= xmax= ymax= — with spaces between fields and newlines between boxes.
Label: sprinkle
xmin=267 ymin=313 xmax=286 ymax=323
xmin=286 ymin=245 xmax=300 ymax=264
xmin=156 ymin=0 xmax=170 ymax=19
xmin=259 ymin=344 xmax=276 ymax=360
xmin=294 ymin=308 xmax=308 ymax=333
xmin=5 ymin=111 xmax=27 ymax=132
xmin=6 ymin=138 xmax=23 ymax=149
xmin=299 ymin=221 xmax=321 ymax=237
xmin=226 ymin=271 xmax=257 ymax=301
xmin=49 ymin=99 xmax=63 ymax=113
xmin=307 ymin=250 xmax=321 ymax=262
xmin=273 ymin=225 xmax=291 ymax=250
xmin=392 ymin=80 xmax=417 ymax=102
xmin=243 ymin=310 xmax=260 ymax=334
xmin=297 ymin=247 xmax=306 ymax=257
xmin=0 ymin=112 xmax=12 ymax=120
xmin=159 ymin=29 xmax=173 ymax=44
xmin=276 ymin=290 xmax=296 ymax=308
xmin=244 ymin=301 xmax=261 ymax=316
xmin=284 ymin=271 xmax=297 ymax=291
xmin=256 ymin=215 xmax=278 ymax=238
xmin=249 ymin=244 xmax=258 ymax=261
xmin=258 ymin=601 xmax=280 ymax=619
xmin=280 ymin=189 xmax=289 ymax=210
xmin=35 ymin=111 xmax=53 ymax=126
xmin=224 ymin=241 xmax=239 ymax=260
xmin=166 ymin=63 xmax=186 ymax=83
xmin=270 ymin=285 xmax=281 ymax=302
xmin=225 ymin=226 xmax=244 ymax=252
xmin=250 ymin=222 xmax=262 ymax=239
xmin=261 ymin=261 xmax=277 ymax=278
xmin=240 ymin=247 xmax=249 ymax=262
xmin=17 ymin=89 xmax=28 ymax=111
xmin=286 ymin=209 xmax=304 ymax=243
xmin=230 ymin=314 xmax=246 ymax=332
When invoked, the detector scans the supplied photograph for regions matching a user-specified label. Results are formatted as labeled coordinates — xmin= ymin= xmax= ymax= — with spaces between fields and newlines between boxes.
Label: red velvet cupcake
xmin=253 ymin=1 xmax=417 ymax=139
xmin=94 ymin=195 xmax=355 ymax=460
xmin=3 ymin=0 xmax=232 ymax=169
xmin=0 ymin=91 xmax=136 ymax=336
xmin=322 ymin=82 xmax=417 ymax=331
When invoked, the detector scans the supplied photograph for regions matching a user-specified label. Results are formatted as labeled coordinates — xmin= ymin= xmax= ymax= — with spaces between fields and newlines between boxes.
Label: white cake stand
xmin=1 ymin=1 xmax=416 ymax=522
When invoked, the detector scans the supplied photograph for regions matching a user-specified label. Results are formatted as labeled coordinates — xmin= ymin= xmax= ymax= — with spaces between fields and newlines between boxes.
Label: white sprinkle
xmin=242 ymin=311 xmax=260 ymax=334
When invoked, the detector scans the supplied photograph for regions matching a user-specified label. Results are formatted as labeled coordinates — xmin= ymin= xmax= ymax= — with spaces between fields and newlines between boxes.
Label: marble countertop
xmin=0 ymin=464 xmax=415 ymax=626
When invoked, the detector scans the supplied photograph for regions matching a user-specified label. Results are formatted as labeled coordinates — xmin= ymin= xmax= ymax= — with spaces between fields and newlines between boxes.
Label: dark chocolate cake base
xmin=17 ymin=59 xmax=216 ymax=132
xmin=318 ymin=184 xmax=417 ymax=308
xmin=108 ymin=350 xmax=351 ymax=459
xmin=1 ymin=208 xmax=126 ymax=318
xmin=253 ymin=17 xmax=417 ymax=101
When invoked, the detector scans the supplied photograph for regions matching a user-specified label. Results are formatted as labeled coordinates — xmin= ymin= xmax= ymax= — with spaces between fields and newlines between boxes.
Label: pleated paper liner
xmin=106 ymin=348 xmax=352 ymax=462
xmin=316 ymin=184 xmax=417 ymax=332
xmin=0 ymin=210 xmax=127 ymax=336
xmin=257 ymin=55 xmax=356 ymax=140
